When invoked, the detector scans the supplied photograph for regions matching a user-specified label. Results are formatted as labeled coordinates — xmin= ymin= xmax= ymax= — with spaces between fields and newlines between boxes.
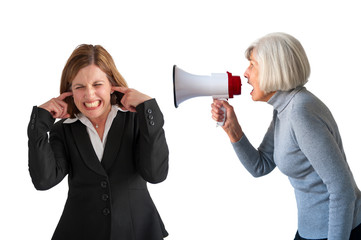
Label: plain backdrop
xmin=1 ymin=0 xmax=360 ymax=239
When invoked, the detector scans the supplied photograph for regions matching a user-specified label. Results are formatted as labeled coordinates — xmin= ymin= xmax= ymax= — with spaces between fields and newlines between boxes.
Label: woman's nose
xmin=85 ymin=86 xmax=95 ymax=98
xmin=244 ymin=69 xmax=249 ymax=79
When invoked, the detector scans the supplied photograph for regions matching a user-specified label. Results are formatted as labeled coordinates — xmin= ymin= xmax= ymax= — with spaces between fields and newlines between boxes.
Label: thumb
xmin=218 ymin=99 xmax=232 ymax=109
xmin=219 ymin=100 xmax=235 ymax=118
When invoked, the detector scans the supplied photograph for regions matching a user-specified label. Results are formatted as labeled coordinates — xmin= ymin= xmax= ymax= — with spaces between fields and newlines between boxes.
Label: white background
xmin=1 ymin=0 xmax=360 ymax=239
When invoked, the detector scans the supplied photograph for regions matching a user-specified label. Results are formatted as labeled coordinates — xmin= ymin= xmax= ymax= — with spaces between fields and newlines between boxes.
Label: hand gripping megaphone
xmin=173 ymin=65 xmax=241 ymax=126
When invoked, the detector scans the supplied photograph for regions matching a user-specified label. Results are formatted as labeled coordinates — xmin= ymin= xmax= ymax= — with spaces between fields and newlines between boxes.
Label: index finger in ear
xmin=57 ymin=91 xmax=73 ymax=100
xmin=112 ymin=86 xmax=128 ymax=93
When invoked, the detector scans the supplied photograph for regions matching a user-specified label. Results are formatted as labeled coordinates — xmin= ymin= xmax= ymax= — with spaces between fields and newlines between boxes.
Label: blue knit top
xmin=232 ymin=87 xmax=361 ymax=239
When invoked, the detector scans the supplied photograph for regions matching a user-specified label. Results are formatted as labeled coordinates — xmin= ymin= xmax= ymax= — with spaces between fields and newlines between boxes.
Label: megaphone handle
xmin=215 ymin=98 xmax=227 ymax=127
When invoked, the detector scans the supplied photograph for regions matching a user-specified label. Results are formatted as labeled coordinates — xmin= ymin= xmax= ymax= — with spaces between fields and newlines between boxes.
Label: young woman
xmin=28 ymin=44 xmax=169 ymax=240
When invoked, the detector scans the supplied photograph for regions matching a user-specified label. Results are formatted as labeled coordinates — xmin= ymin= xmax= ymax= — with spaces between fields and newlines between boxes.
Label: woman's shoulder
xmin=289 ymin=88 xmax=334 ymax=126
xmin=292 ymin=87 xmax=318 ymax=104
xmin=291 ymin=88 xmax=328 ymax=112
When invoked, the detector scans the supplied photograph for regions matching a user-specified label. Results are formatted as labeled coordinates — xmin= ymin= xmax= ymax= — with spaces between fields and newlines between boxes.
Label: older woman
xmin=28 ymin=44 xmax=169 ymax=240
xmin=211 ymin=33 xmax=361 ymax=240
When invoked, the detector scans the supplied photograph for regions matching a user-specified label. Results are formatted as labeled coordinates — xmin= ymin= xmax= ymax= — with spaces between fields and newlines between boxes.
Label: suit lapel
xmin=101 ymin=112 xmax=126 ymax=172
xmin=71 ymin=121 xmax=107 ymax=176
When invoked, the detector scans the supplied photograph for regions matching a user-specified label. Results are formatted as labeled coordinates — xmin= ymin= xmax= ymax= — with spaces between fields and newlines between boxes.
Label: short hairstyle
xmin=245 ymin=32 xmax=310 ymax=93
xmin=60 ymin=44 xmax=128 ymax=118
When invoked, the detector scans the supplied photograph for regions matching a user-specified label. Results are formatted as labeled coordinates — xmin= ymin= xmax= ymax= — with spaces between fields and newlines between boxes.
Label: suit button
xmin=102 ymin=208 xmax=110 ymax=216
xmin=148 ymin=115 xmax=154 ymax=120
xmin=102 ymin=194 xmax=109 ymax=201
xmin=100 ymin=181 xmax=107 ymax=188
xmin=147 ymin=109 xmax=153 ymax=114
xmin=149 ymin=120 xmax=155 ymax=126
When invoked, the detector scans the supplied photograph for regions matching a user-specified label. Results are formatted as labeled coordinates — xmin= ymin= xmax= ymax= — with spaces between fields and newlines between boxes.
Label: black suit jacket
xmin=28 ymin=99 xmax=169 ymax=240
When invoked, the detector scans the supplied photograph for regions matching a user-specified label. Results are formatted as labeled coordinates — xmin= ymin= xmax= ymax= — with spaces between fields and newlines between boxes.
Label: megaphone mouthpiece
xmin=227 ymin=72 xmax=242 ymax=98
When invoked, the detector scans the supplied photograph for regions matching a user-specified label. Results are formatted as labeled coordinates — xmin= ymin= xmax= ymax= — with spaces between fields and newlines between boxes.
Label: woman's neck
xmin=89 ymin=107 xmax=111 ymax=141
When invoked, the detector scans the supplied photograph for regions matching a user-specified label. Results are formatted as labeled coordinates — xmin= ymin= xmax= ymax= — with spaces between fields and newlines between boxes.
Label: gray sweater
xmin=232 ymin=87 xmax=361 ymax=239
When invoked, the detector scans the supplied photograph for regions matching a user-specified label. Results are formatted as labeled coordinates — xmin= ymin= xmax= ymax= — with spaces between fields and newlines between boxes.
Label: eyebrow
xmin=250 ymin=57 xmax=258 ymax=63
xmin=72 ymin=83 xmax=84 ymax=88
xmin=72 ymin=80 xmax=105 ymax=87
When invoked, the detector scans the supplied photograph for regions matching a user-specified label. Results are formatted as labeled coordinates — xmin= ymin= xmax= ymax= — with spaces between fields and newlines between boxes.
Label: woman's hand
xmin=211 ymin=99 xmax=244 ymax=142
xmin=112 ymin=86 xmax=152 ymax=112
xmin=39 ymin=92 xmax=73 ymax=119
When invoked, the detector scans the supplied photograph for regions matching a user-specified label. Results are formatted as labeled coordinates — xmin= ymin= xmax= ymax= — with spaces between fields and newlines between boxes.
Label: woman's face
xmin=244 ymin=52 xmax=274 ymax=102
xmin=71 ymin=64 xmax=112 ymax=122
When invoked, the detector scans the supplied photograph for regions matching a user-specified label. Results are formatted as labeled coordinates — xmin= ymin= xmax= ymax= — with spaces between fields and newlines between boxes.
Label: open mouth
xmin=84 ymin=100 xmax=101 ymax=108
xmin=247 ymin=81 xmax=253 ymax=95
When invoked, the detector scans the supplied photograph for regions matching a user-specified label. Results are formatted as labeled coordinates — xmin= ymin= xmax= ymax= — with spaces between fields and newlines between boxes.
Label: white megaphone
xmin=173 ymin=65 xmax=241 ymax=126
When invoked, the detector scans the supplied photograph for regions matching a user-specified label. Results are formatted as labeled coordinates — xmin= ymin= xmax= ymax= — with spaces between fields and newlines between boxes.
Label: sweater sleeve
xmin=231 ymin=111 xmax=277 ymax=177
xmin=290 ymin=103 xmax=356 ymax=240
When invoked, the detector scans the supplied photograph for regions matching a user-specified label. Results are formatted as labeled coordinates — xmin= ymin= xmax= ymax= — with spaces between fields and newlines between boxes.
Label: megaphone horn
xmin=172 ymin=65 xmax=242 ymax=126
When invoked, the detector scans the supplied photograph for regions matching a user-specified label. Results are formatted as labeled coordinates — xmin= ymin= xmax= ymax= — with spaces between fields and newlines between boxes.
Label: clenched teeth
xmin=84 ymin=100 xmax=100 ymax=108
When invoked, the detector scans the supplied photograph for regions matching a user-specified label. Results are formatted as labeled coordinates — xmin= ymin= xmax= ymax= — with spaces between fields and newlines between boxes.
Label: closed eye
xmin=72 ymin=85 xmax=84 ymax=90
xmin=93 ymin=81 xmax=105 ymax=87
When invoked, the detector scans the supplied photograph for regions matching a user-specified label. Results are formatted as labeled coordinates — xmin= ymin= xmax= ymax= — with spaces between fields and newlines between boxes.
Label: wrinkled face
xmin=244 ymin=52 xmax=274 ymax=102
xmin=71 ymin=64 xmax=112 ymax=122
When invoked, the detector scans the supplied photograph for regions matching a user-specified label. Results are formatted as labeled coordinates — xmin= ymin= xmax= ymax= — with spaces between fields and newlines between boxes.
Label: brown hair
xmin=60 ymin=44 xmax=128 ymax=118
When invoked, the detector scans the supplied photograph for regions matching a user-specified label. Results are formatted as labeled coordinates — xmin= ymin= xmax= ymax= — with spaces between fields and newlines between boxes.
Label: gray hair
xmin=245 ymin=32 xmax=310 ymax=93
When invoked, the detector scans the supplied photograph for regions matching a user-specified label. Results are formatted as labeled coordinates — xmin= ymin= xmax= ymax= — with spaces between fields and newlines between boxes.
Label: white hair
xmin=245 ymin=32 xmax=311 ymax=93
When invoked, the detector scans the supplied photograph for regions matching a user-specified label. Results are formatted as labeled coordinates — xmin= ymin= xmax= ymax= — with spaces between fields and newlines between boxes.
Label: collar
xmin=267 ymin=86 xmax=305 ymax=113
xmin=63 ymin=105 xmax=128 ymax=125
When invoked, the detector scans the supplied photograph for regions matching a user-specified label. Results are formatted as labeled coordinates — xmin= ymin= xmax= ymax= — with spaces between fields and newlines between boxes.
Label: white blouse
xmin=63 ymin=105 xmax=127 ymax=161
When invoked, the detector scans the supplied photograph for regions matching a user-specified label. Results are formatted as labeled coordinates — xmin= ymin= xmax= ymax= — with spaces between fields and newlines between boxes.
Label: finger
xmin=52 ymin=98 xmax=71 ymax=118
xmin=60 ymin=113 xmax=71 ymax=119
xmin=120 ymin=91 xmax=136 ymax=111
xmin=213 ymin=101 xmax=225 ymax=110
xmin=50 ymin=108 xmax=64 ymax=119
xmin=211 ymin=106 xmax=224 ymax=120
xmin=120 ymin=98 xmax=136 ymax=112
xmin=53 ymin=99 xmax=69 ymax=117
xmin=112 ymin=86 xmax=128 ymax=93
xmin=211 ymin=112 xmax=224 ymax=122
xmin=120 ymin=103 xmax=136 ymax=112
xmin=127 ymin=106 xmax=137 ymax=112
xmin=55 ymin=98 xmax=68 ymax=110
xmin=211 ymin=103 xmax=224 ymax=115
xmin=50 ymin=99 xmax=64 ymax=116
xmin=213 ymin=99 xmax=223 ymax=105
xmin=56 ymin=94 xmax=72 ymax=118
xmin=57 ymin=91 xmax=73 ymax=101
xmin=220 ymin=100 xmax=231 ymax=108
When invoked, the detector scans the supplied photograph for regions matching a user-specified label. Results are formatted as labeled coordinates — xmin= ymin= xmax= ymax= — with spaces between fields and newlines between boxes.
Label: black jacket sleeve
xmin=27 ymin=106 xmax=69 ymax=190
xmin=135 ymin=99 xmax=169 ymax=184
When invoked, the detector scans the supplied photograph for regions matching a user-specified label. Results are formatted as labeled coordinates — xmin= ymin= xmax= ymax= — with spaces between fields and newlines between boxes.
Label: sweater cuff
xmin=231 ymin=134 xmax=258 ymax=162
xmin=231 ymin=134 xmax=248 ymax=150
